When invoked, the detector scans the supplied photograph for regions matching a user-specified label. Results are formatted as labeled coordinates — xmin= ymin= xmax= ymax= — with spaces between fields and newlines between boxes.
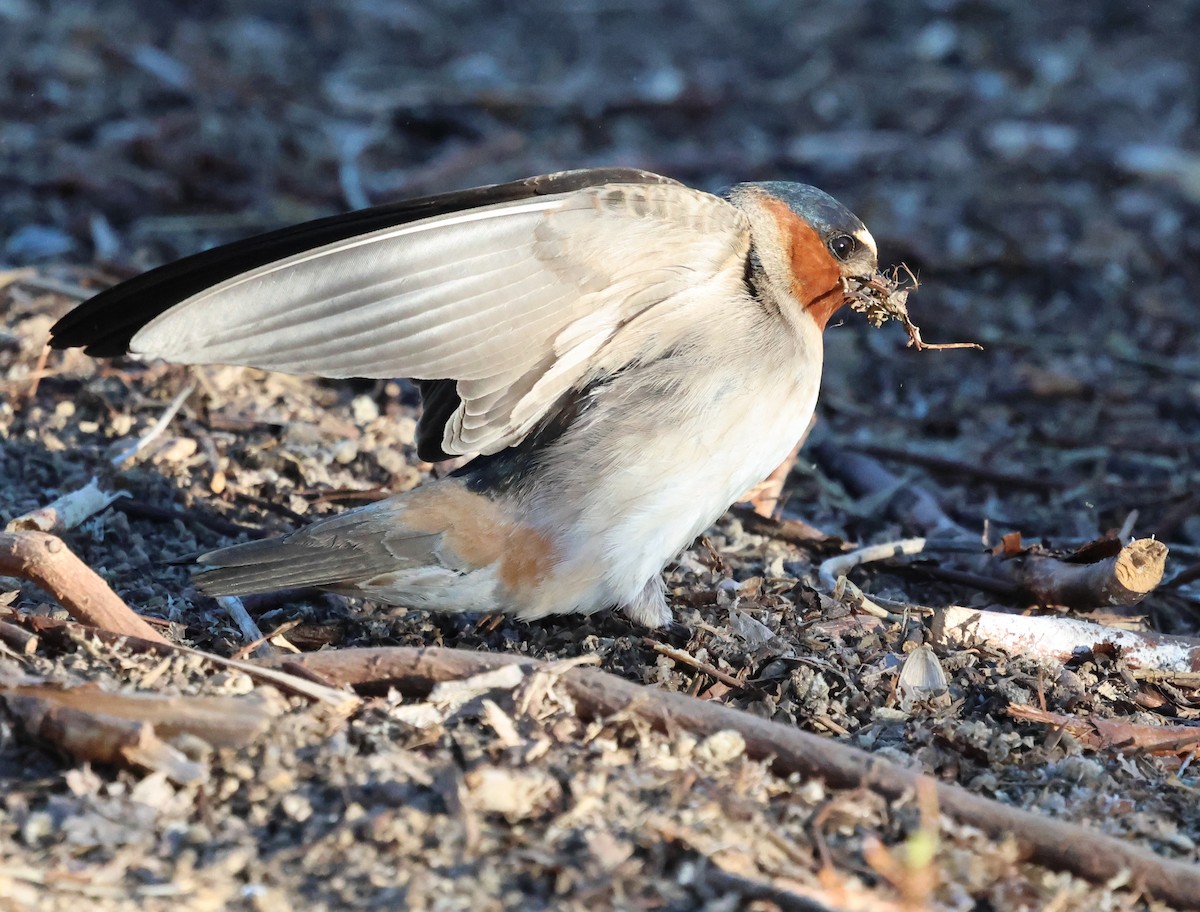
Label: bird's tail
xmin=192 ymin=499 xmax=436 ymax=597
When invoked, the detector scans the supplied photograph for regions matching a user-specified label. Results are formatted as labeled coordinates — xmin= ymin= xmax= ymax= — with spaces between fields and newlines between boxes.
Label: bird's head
xmin=728 ymin=181 xmax=877 ymax=331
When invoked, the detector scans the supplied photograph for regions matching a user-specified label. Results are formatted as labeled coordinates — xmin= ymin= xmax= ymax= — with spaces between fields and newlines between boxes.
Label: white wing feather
xmin=131 ymin=183 xmax=750 ymax=456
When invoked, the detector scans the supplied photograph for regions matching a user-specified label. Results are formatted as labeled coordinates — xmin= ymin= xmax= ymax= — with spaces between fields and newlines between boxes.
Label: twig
xmin=832 ymin=575 xmax=894 ymax=620
xmin=0 ymin=266 xmax=37 ymax=292
xmin=815 ymin=535 xmax=1193 ymax=670
xmin=232 ymin=618 xmax=302 ymax=661
xmin=217 ymin=595 xmax=274 ymax=658
xmin=0 ymin=619 xmax=38 ymax=655
xmin=110 ymin=382 xmax=196 ymax=468
xmin=257 ymin=645 xmax=1200 ymax=908
xmin=822 ymin=530 xmax=1168 ymax=612
xmin=6 ymin=478 xmax=128 ymax=534
xmin=844 ymin=264 xmax=982 ymax=351
xmin=3 ymin=694 xmax=206 ymax=785
xmin=813 ymin=442 xmax=972 ymax=539
xmin=19 ymin=615 xmax=358 ymax=712
xmin=646 ymin=640 xmax=746 ymax=690
xmin=897 ymin=563 xmax=1020 ymax=597
xmin=24 ymin=342 xmax=51 ymax=405
xmin=1116 ymin=509 xmax=1139 ymax=544
xmin=1007 ymin=703 xmax=1200 ymax=756
xmin=1 ymin=682 xmax=279 ymax=749
xmin=0 ymin=530 xmax=168 ymax=643
xmin=1006 ymin=539 xmax=1169 ymax=608
xmin=842 ymin=442 xmax=1062 ymax=492
xmin=930 ymin=604 xmax=1200 ymax=672
xmin=817 ymin=537 xmax=980 ymax=620
xmin=818 ymin=538 xmax=933 ymax=593
xmin=11 ymin=273 xmax=95 ymax=301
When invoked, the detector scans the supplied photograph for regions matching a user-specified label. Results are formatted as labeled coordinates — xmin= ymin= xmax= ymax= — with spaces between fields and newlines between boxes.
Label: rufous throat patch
xmin=760 ymin=197 xmax=847 ymax=330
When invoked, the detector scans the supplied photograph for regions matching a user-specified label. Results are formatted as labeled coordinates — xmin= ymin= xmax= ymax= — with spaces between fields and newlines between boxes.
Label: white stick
xmin=6 ymin=478 xmax=127 ymax=533
xmin=110 ymin=382 xmax=196 ymax=468
xmin=216 ymin=595 xmax=273 ymax=659
xmin=817 ymin=538 xmax=930 ymax=592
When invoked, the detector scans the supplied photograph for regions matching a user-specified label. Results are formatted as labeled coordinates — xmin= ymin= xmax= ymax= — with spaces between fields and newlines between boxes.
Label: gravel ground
xmin=2 ymin=1 xmax=1199 ymax=909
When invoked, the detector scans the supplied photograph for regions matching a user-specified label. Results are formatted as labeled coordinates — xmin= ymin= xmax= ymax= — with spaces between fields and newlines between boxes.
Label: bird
xmin=50 ymin=168 xmax=879 ymax=629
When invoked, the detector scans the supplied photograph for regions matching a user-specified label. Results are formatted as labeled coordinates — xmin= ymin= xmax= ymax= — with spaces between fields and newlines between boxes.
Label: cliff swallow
xmin=51 ymin=168 xmax=878 ymax=628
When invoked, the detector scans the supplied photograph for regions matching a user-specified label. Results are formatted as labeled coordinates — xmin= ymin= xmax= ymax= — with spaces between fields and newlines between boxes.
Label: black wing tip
xmin=48 ymin=326 xmax=118 ymax=356
xmin=49 ymin=319 xmax=137 ymax=356
xmin=49 ymin=267 xmax=158 ymax=353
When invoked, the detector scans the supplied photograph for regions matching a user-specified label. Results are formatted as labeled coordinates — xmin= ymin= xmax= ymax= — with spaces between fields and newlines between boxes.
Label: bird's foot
xmin=620 ymin=576 xmax=673 ymax=629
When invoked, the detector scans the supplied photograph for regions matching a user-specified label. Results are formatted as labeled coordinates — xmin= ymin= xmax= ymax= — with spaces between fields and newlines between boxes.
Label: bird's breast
xmin=512 ymin=314 xmax=825 ymax=610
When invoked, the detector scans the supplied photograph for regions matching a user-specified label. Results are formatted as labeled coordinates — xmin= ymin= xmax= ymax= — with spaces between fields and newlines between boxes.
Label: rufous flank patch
xmin=403 ymin=483 xmax=555 ymax=594
xmin=496 ymin=526 xmax=556 ymax=595
xmin=403 ymin=484 xmax=507 ymax=567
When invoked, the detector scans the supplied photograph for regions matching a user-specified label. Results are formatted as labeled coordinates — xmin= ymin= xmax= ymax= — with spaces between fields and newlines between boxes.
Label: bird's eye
xmin=829 ymin=234 xmax=858 ymax=261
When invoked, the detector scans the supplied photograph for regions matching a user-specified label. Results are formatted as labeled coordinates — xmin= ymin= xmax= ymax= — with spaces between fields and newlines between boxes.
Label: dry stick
xmin=4 ymin=694 xmax=206 ymax=785
xmin=0 ymin=531 xmax=167 ymax=644
xmin=109 ymin=381 xmax=196 ymax=468
xmin=816 ymin=538 xmax=970 ymax=620
xmin=1007 ymin=539 xmax=1169 ymax=608
xmin=646 ymin=640 xmax=746 ymax=690
xmin=818 ymin=536 xmax=1197 ymax=671
xmin=13 ymin=272 xmax=95 ymax=301
xmin=812 ymin=442 xmax=972 ymax=539
xmin=23 ymin=342 xmax=51 ymax=406
xmin=0 ymin=619 xmax=38 ymax=655
xmin=842 ymin=441 xmax=1062 ymax=492
xmin=813 ymin=441 xmax=1176 ymax=655
xmin=0 ymin=266 xmax=37 ymax=292
xmin=817 ymin=441 xmax=1171 ymax=608
xmin=931 ymin=604 xmax=1200 ymax=673
xmin=1116 ymin=508 xmax=1140 ymax=544
xmin=818 ymin=538 xmax=932 ymax=593
xmin=5 ymin=478 xmax=128 ymax=534
xmin=728 ymin=505 xmax=838 ymax=547
xmin=1 ymin=682 xmax=279 ymax=749
xmin=231 ymin=618 xmax=303 ymax=661
xmin=260 ymin=646 xmax=1200 ymax=909
xmin=1006 ymin=703 xmax=1200 ymax=756
xmin=901 ymin=563 xmax=1020 ymax=597
xmin=217 ymin=595 xmax=274 ymax=659
xmin=824 ymin=536 xmax=1170 ymax=612
xmin=0 ymin=531 xmax=350 ymax=705
xmin=23 ymin=616 xmax=358 ymax=712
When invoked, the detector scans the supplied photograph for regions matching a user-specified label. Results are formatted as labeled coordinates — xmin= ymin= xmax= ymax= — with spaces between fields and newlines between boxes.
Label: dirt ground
xmin=2 ymin=1 xmax=1200 ymax=910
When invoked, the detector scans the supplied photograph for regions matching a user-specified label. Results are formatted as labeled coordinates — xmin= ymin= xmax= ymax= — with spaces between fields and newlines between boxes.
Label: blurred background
xmin=2 ymin=0 xmax=1199 ymax=547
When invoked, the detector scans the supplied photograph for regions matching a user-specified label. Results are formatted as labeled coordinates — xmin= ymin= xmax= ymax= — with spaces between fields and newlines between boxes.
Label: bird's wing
xmin=52 ymin=169 xmax=751 ymax=458
xmin=50 ymin=169 xmax=674 ymax=358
